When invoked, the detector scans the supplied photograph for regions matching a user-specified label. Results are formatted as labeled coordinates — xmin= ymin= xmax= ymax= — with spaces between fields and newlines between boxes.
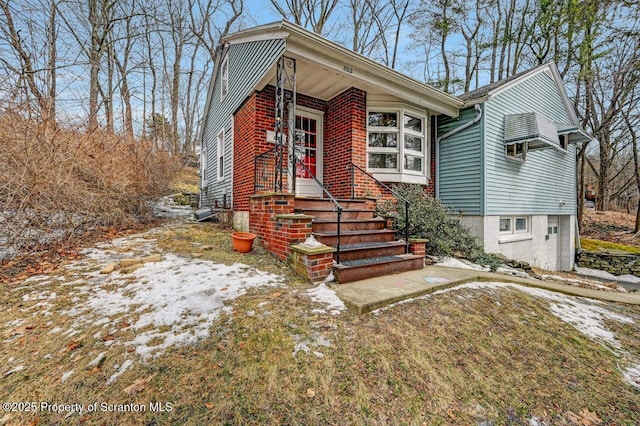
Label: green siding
xmin=201 ymin=38 xmax=286 ymax=205
xmin=438 ymin=106 xmax=483 ymax=215
xmin=484 ymin=70 xmax=576 ymax=215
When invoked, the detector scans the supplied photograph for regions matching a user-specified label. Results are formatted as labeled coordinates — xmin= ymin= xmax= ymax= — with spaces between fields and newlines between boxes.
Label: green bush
xmin=377 ymin=184 xmax=495 ymax=266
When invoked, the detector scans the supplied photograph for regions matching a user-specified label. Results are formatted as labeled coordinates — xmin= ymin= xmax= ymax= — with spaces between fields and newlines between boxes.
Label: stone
xmin=120 ymin=258 xmax=143 ymax=267
xmin=120 ymin=263 xmax=144 ymax=274
xmin=100 ymin=263 xmax=117 ymax=274
xmin=141 ymin=254 xmax=162 ymax=263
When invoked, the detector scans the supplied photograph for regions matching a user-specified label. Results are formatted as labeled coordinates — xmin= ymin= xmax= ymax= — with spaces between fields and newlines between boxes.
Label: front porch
xmin=229 ymin=52 xmax=457 ymax=282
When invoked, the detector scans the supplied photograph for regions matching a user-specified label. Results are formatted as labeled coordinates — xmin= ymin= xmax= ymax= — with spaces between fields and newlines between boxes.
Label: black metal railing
xmin=253 ymin=149 xmax=345 ymax=263
xmin=293 ymin=155 xmax=345 ymax=264
xmin=254 ymin=147 xmax=278 ymax=193
xmin=348 ymin=162 xmax=410 ymax=254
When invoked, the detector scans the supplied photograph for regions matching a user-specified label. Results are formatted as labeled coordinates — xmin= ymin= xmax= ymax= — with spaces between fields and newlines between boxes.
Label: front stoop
xmin=295 ymin=197 xmax=424 ymax=283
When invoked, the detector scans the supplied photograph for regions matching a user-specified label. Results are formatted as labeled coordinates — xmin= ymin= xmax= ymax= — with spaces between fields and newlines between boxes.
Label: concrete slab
xmin=332 ymin=265 xmax=640 ymax=314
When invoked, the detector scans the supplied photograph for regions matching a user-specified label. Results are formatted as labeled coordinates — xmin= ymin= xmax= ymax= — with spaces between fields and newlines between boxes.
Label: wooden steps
xmin=295 ymin=197 xmax=424 ymax=283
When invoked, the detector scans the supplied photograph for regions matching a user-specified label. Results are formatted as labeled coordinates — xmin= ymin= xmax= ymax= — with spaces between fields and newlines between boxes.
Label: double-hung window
xmin=367 ymin=108 xmax=427 ymax=182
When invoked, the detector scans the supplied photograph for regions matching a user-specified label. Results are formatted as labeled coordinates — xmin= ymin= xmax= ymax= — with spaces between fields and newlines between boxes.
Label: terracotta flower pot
xmin=232 ymin=232 xmax=257 ymax=253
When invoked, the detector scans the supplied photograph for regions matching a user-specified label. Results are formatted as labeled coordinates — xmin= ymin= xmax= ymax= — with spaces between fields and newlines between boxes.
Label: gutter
xmin=435 ymin=104 xmax=483 ymax=198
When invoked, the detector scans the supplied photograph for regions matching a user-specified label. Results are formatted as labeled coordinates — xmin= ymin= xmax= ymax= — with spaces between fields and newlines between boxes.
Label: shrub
xmin=0 ymin=114 xmax=182 ymax=259
xmin=377 ymin=184 xmax=483 ymax=259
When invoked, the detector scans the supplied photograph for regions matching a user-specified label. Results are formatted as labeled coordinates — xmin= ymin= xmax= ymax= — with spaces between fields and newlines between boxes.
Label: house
xmin=199 ymin=21 xmax=463 ymax=282
xmin=437 ymin=63 xmax=591 ymax=271
xmin=200 ymin=21 xmax=590 ymax=281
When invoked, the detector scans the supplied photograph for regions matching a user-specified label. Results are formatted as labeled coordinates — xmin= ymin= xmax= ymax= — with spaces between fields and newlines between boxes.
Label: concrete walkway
xmin=332 ymin=265 xmax=640 ymax=314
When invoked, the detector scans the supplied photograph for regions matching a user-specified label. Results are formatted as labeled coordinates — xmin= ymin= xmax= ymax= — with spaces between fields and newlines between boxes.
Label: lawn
xmin=1 ymin=222 xmax=639 ymax=425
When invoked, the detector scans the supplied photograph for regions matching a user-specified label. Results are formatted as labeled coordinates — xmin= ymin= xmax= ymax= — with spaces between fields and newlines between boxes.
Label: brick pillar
xmin=325 ymin=87 xmax=366 ymax=198
xmin=289 ymin=245 xmax=336 ymax=282
xmin=408 ymin=238 xmax=428 ymax=257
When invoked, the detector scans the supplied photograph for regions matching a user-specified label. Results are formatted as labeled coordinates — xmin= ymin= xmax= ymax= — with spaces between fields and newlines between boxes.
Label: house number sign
xmin=343 ymin=65 xmax=353 ymax=74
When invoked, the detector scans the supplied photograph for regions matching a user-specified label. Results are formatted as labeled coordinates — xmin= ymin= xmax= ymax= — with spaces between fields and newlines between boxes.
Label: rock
xmin=141 ymin=254 xmax=162 ymax=263
xmin=191 ymin=252 xmax=203 ymax=258
xmin=201 ymin=245 xmax=214 ymax=250
xmin=120 ymin=263 xmax=144 ymax=274
xmin=120 ymin=258 xmax=143 ymax=267
xmin=100 ymin=263 xmax=117 ymax=274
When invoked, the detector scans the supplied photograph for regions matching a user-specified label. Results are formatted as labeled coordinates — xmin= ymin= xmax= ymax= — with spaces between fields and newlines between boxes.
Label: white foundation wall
xmin=458 ymin=215 xmax=575 ymax=271
xmin=233 ymin=211 xmax=250 ymax=231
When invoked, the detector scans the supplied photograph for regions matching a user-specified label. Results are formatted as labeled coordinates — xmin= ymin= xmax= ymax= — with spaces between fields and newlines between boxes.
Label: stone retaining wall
xmin=576 ymin=251 xmax=640 ymax=276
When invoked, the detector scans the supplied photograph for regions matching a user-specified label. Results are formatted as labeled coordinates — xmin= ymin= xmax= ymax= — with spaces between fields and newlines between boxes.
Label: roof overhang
xmin=224 ymin=21 xmax=463 ymax=117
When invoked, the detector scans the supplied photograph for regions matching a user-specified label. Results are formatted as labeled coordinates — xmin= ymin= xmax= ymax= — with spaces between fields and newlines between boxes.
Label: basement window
xmin=499 ymin=216 xmax=532 ymax=243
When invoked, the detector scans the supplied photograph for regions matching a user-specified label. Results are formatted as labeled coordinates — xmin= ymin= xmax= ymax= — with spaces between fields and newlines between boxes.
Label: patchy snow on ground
xmin=622 ymin=363 xmax=640 ymax=389
xmin=67 ymin=253 xmax=284 ymax=360
xmin=540 ymin=274 xmax=625 ymax=292
xmin=375 ymin=281 xmax=639 ymax=389
xmin=575 ymin=266 xmax=640 ymax=285
xmin=436 ymin=257 xmax=490 ymax=271
xmin=305 ymin=283 xmax=346 ymax=315
xmin=9 ymin=228 xmax=286 ymax=383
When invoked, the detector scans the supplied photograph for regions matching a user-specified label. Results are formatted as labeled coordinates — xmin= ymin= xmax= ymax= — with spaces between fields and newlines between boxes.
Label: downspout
xmin=435 ymin=103 xmax=483 ymax=198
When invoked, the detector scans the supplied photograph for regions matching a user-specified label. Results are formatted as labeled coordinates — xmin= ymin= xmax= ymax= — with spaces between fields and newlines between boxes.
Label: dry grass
xmin=2 ymin=224 xmax=640 ymax=425
xmin=168 ymin=167 xmax=200 ymax=195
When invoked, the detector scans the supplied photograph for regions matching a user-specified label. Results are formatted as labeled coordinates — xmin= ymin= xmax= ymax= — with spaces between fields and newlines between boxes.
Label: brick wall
xmin=324 ymin=87 xmax=367 ymax=198
xmin=249 ymin=193 xmax=313 ymax=261
xmin=233 ymin=94 xmax=257 ymax=211
xmin=234 ymin=84 xmax=435 ymax=211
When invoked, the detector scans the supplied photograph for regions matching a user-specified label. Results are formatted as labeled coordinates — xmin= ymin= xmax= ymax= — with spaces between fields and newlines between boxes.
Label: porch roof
xmin=223 ymin=21 xmax=463 ymax=117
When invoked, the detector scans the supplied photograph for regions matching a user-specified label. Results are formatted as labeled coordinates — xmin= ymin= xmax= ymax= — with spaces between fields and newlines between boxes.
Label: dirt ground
xmin=581 ymin=210 xmax=640 ymax=247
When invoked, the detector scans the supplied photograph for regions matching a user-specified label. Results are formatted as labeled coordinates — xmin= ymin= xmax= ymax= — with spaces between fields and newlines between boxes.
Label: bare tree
xmin=269 ymin=0 xmax=339 ymax=35
xmin=0 ymin=0 xmax=58 ymax=125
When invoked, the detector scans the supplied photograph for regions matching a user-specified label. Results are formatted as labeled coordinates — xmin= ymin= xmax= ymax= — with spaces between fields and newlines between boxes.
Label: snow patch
xmin=62 ymin=253 xmax=282 ymax=359
xmin=574 ymin=266 xmax=640 ymax=284
xmin=305 ymin=283 xmax=346 ymax=315
xmin=622 ymin=363 xmax=640 ymax=389
xmin=61 ymin=370 xmax=74 ymax=382
xmin=107 ymin=359 xmax=133 ymax=385
xmin=436 ymin=257 xmax=490 ymax=272
xmin=88 ymin=352 xmax=106 ymax=367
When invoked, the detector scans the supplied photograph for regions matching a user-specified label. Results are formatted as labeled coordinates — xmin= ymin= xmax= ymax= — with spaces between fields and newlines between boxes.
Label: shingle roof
xmin=459 ymin=64 xmax=547 ymax=101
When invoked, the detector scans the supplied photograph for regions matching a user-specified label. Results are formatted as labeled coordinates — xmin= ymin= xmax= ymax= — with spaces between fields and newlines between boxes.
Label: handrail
xmin=293 ymin=155 xmax=344 ymax=264
xmin=347 ymin=162 xmax=410 ymax=254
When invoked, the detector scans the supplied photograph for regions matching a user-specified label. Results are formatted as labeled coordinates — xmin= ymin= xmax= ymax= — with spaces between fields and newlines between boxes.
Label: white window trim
xmin=220 ymin=55 xmax=229 ymax=101
xmin=366 ymin=106 xmax=428 ymax=183
xmin=505 ymin=142 xmax=527 ymax=162
xmin=200 ymin=145 xmax=207 ymax=189
xmin=217 ymin=129 xmax=225 ymax=182
xmin=499 ymin=215 xmax=532 ymax=243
